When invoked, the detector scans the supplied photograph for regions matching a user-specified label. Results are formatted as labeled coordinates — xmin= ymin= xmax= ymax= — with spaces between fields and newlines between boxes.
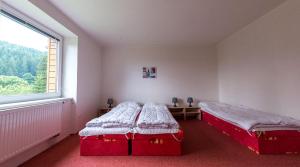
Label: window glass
xmin=0 ymin=10 xmax=60 ymax=103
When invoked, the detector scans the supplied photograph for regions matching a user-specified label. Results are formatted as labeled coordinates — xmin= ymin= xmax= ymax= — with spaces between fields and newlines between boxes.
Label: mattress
xmin=134 ymin=127 xmax=179 ymax=134
xmin=134 ymin=102 xmax=180 ymax=134
xmin=202 ymin=111 xmax=300 ymax=154
xmin=79 ymin=127 xmax=131 ymax=136
xmin=136 ymin=102 xmax=179 ymax=129
xmin=199 ymin=101 xmax=300 ymax=132
xmin=86 ymin=101 xmax=141 ymax=128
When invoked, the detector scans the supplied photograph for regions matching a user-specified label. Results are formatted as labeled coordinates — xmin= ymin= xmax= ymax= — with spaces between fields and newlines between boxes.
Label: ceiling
xmin=49 ymin=0 xmax=285 ymax=47
xmin=2 ymin=0 xmax=75 ymax=38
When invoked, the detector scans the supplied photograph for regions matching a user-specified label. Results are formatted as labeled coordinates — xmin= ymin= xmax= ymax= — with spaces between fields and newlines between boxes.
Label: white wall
xmin=76 ymin=35 xmax=102 ymax=129
xmin=101 ymin=46 xmax=218 ymax=106
xmin=1 ymin=1 xmax=102 ymax=166
xmin=217 ymin=0 xmax=300 ymax=119
xmin=62 ymin=37 xmax=78 ymax=133
xmin=62 ymin=37 xmax=78 ymax=100
xmin=29 ymin=0 xmax=102 ymax=130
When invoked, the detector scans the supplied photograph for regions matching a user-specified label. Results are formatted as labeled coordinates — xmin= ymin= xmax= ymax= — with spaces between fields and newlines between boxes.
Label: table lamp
xmin=187 ymin=97 xmax=193 ymax=107
xmin=107 ymin=98 xmax=113 ymax=108
xmin=172 ymin=97 xmax=178 ymax=107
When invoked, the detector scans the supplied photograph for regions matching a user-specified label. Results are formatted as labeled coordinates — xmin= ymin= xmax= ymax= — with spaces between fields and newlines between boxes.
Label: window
xmin=0 ymin=6 xmax=62 ymax=104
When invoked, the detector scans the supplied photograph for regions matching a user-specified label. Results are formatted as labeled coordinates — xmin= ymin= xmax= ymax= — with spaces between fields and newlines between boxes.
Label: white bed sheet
xmin=79 ymin=127 xmax=132 ymax=136
xmin=199 ymin=101 xmax=300 ymax=132
xmin=86 ymin=101 xmax=141 ymax=128
xmin=136 ymin=102 xmax=179 ymax=129
xmin=133 ymin=127 xmax=179 ymax=134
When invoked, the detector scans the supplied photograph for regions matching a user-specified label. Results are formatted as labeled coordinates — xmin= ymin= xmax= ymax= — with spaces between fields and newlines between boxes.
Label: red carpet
xmin=21 ymin=120 xmax=300 ymax=167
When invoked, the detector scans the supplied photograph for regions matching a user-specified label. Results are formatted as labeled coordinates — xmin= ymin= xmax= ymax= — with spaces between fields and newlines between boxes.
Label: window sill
xmin=0 ymin=97 xmax=73 ymax=111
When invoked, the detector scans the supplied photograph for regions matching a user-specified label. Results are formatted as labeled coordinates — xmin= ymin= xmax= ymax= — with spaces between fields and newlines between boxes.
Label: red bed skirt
xmin=202 ymin=111 xmax=300 ymax=154
xmin=132 ymin=130 xmax=184 ymax=156
xmin=80 ymin=134 xmax=131 ymax=156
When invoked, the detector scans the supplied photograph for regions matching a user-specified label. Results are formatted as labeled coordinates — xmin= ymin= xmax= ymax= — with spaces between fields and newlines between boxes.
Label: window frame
xmin=0 ymin=4 xmax=63 ymax=104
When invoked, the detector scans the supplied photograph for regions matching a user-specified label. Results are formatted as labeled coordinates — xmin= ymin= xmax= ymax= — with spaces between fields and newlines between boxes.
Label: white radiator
xmin=0 ymin=101 xmax=63 ymax=163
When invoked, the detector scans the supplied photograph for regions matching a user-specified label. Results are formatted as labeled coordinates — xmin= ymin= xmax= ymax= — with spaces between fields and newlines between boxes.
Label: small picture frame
xmin=143 ymin=67 xmax=157 ymax=78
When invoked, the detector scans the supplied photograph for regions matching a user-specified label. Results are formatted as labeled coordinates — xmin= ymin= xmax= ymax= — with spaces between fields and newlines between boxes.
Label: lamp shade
xmin=107 ymin=98 xmax=113 ymax=105
xmin=172 ymin=97 xmax=178 ymax=103
xmin=187 ymin=97 xmax=193 ymax=103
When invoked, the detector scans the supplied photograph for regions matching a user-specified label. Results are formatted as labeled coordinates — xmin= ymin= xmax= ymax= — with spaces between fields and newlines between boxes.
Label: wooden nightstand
xmin=168 ymin=106 xmax=201 ymax=120
xmin=168 ymin=106 xmax=185 ymax=120
xmin=184 ymin=107 xmax=201 ymax=120
xmin=98 ymin=107 xmax=113 ymax=117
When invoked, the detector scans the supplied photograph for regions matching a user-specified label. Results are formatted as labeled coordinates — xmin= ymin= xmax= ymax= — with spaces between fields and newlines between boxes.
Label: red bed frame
xmin=202 ymin=111 xmax=300 ymax=154
xmin=80 ymin=130 xmax=184 ymax=156
xmin=132 ymin=130 xmax=184 ymax=156
xmin=80 ymin=134 xmax=131 ymax=156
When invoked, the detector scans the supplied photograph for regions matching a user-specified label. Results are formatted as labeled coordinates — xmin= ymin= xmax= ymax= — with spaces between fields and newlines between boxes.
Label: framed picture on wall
xmin=143 ymin=67 xmax=157 ymax=78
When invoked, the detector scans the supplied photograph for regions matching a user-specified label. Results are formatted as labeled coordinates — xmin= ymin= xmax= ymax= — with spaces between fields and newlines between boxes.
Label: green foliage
xmin=0 ymin=41 xmax=49 ymax=95
xmin=0 ymin=75 xmax=33 ymax=95
xmin=23 ymin=73 xmax=35 ymax=84
xmin=33 ymin=56 xmax=47 ymax=93
xmin=0 ymin=40 xmax=47 ymax=77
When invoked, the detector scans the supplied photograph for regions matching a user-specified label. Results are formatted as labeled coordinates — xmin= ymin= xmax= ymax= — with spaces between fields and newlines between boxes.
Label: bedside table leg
xmin=198 ymin=109 xmax=202 ymax=120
